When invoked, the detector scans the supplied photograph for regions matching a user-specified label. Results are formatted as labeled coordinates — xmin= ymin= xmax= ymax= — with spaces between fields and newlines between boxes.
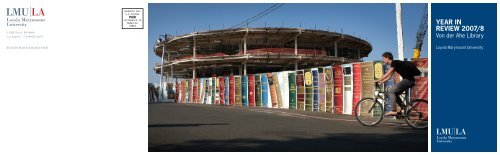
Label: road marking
xmin=180 ymin=103 xmax=410 ymax=127
xmin=248 ymin=109 xmax=358 ymax=122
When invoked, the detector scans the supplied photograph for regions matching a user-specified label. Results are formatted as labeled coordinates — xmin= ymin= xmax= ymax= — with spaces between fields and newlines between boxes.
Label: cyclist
xmin=375 ymin=52 xmax=417 ymax=116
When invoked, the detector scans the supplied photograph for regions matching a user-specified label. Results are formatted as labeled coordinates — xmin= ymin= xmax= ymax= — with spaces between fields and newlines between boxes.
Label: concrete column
xmin=193 ymin=34 xmax=196 ymax=79
xmin=294 ymin=37 xmax=298 ymax=55
xmin=243 ymin=62 xmax=247 ymax=75
xmin=244 ymin=29 xmax=248 ymax=55
xmin=160 ymin=46 xmax=165 ymax=83
xmin=295 ymin=35 xmax=298 ymax=70
xmin=166 ymin=69 xmax=169 ymax=90
xmin=239 ymin=43 xmax=242 ymax=53
xmin=171 ymin=65 xmax=174 ymax=83
xmin=334 ymin=41 xmax=338 ymax=57
xmin=166 ymin=41 xmax=170 ymax=91
xmin=239 ymin=65 xmax=243 ymax=75
xmin=193 ymin=35 xmax=196 ymax=59
xmin=244 ymin=37 xmax=247 ymax=55
xmin=192 ymin=66 xmax=196 ymax=79
xmin=159 ymin=42 xmax=165 ymax=102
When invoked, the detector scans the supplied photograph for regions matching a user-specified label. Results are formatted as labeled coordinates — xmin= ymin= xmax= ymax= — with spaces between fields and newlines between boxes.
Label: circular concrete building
xmin=154 ymin=27 xmax=372 ymax=78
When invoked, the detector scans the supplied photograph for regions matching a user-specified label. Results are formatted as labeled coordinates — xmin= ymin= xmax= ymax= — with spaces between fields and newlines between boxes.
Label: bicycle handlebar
xmin=374 ymin=82 xmax=382 ymax=88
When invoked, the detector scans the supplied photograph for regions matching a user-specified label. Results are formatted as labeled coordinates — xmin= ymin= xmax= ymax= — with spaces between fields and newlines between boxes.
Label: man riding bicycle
xmin=375 ymin=52 xmax=420 ymax=116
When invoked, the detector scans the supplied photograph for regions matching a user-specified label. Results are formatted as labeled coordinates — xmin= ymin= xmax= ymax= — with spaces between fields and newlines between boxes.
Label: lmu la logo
xmin=436 ymin=128 xmax=466 ymax=136
xmin=6 ymin=8 xmax=45 ymax=16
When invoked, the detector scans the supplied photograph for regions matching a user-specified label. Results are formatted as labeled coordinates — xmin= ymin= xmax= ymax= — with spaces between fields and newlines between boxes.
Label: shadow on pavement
xmin=148 ymin=123 xmax=228 ymax=128
xmin=149 ymin=128 xmax=427 ymax=152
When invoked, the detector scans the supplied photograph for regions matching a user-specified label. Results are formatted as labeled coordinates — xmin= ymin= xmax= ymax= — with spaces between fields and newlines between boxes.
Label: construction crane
xmin=413 ymin=5 xmax=428 ymax=60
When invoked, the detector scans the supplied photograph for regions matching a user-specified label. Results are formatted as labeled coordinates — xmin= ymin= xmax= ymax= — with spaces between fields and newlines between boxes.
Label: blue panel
xmin=242 ymin=75 xmax=248 ymax=106
xmin=261 ymin=74 xmax=269 ymax=108
xmin=224 ymin=77 xmax=229 ymax=105
xmin=431 ymin=3 xmax=496 ymax=152
xmin=312 ymin=69 xmax=319 ymax=112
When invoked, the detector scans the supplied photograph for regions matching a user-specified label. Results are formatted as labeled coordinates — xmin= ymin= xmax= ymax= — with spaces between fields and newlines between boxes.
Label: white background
xmin=0 ymin=0 xmax=498 ymax=154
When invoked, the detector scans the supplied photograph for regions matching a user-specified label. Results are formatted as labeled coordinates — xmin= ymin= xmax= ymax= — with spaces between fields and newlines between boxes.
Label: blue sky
xmin=148 ymin=3 xmax=428 ymax=83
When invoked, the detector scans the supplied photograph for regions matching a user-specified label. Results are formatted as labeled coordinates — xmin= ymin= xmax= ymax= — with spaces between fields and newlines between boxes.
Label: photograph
xmin=148 ymin=3 xmax=429 ymax=152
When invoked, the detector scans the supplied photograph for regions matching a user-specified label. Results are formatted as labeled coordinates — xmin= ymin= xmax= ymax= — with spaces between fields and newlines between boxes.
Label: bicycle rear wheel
xmin=355 ymin=98 xmax=384 ymax=126
xmin=405 ymin=99 xmax=428 ymax=129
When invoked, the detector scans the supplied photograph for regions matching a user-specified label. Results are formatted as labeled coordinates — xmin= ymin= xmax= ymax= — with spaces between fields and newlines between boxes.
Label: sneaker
xmin=384 ymin=111 xmax=398 ymax=116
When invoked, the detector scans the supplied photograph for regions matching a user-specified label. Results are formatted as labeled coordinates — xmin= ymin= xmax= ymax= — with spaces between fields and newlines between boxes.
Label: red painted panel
xmin=248 ymin=75 xmax=256 ymax=107
xmin=352 ymin=63 xmax=362 ymax=115
xmin=333 ymin=65 xmax=344 ymax=114
xmin=219 ymin=77 xmax=225 ymax=105
xmin=229 ymin=76 xmax=235 ymax=106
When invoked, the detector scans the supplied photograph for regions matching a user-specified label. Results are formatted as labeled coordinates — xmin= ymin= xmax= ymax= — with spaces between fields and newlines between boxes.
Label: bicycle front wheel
xmin=405 ymin=99 xmax=428 ymax=129
xmin=355 ymin=98 xmax=384 ymax=126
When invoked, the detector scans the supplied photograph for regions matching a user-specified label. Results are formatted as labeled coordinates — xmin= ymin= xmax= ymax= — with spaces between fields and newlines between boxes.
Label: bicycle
xmin=354 ymin=82 xmax=428 ymax=129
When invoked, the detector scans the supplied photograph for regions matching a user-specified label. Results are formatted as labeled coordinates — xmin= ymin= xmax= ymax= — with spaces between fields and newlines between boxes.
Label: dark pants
xmin=388 ymin=79 xmax=415 ymax=111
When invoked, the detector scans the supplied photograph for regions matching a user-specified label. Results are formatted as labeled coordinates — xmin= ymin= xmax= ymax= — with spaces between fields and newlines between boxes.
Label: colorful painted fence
xmin=172 ymin=59 xmax=428 ymax=116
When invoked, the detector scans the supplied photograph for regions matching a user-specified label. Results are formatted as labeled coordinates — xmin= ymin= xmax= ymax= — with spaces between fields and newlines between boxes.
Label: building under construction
xmin=154 ymin=27 xmax=372 ymax=79
xmin=151 ymin=27 xmax=426 ymax=120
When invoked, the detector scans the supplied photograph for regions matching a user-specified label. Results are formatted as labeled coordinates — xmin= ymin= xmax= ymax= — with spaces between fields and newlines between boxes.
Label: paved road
xmin=149 ymin=103 xmax=427 ymax=152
